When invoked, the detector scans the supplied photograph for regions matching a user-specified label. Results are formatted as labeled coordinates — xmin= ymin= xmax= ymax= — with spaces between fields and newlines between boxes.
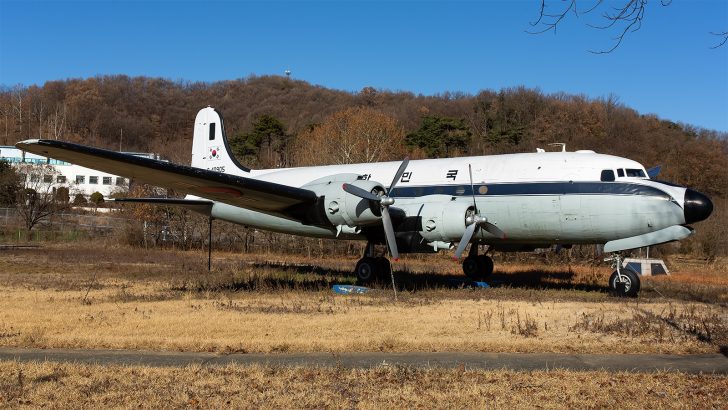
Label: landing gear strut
xmin=605 ymin=253 xmax=640 ymax=297
xmin=462 ymin=243 xmax=494 ymax=281
xmin=354 ymin=243 xmax=391 ymax=284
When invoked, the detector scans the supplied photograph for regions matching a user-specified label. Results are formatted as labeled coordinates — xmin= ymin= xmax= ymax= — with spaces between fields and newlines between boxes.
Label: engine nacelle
xmin=301 ymin=173 xmax=384 ymax=228
xmin=408 ymin=199 xmax=473 ymax=243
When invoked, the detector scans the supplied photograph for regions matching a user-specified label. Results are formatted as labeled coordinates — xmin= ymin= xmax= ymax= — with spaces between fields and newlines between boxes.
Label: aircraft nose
xmin=684 ymin=189 xmax=713 ymax=224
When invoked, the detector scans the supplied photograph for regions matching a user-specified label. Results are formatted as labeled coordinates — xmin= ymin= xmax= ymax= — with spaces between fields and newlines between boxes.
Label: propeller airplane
xmin=16 ymin=107 xmax=714 ymax=296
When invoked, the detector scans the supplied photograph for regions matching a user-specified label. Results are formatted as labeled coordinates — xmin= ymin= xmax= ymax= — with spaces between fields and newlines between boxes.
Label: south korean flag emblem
xmin=208 ymin=146 xmax=221 ymax=160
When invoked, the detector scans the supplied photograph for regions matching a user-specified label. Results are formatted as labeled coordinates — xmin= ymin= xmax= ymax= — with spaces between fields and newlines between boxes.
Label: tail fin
xmin=191 ymin=107 xmax=250 ymax=173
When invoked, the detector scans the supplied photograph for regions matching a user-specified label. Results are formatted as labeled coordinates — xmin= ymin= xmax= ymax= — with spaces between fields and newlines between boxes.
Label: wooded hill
xmin=1 ymin=75 xmax=726 ymax=198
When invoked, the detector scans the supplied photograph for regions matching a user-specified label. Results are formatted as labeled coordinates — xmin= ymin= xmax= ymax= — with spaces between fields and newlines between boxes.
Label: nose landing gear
xmin=605 ymin=253 xmax=640 ymax=297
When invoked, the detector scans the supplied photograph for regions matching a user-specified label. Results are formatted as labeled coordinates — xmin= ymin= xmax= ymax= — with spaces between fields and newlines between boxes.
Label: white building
xmin=0 ymin=146 xmax=162 ymax=199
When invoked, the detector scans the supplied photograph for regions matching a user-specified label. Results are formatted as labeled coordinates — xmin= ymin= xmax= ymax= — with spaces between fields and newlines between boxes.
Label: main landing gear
xmin=605 ymin=253 xmax=640 ymax=297
xmin=354 ymin=243 xmax=392 ymax=284
xmin=462 ymin=243 xmax=494 ymax=282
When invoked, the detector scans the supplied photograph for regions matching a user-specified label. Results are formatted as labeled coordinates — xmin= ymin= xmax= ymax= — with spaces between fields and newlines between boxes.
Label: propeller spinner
xmin=453 ymin=164 xmax=506 ymax=259
xmin=342 ymin=158 xmax=410 ymax=261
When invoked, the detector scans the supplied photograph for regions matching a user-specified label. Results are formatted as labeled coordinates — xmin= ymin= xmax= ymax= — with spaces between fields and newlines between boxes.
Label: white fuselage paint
xmin=195 ymin=151 xmax=687 ymax=247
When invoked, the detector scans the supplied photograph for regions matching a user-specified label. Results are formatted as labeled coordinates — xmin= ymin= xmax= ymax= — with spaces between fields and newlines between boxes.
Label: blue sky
xmin=1 ymin=0 xmax=727 ymax=131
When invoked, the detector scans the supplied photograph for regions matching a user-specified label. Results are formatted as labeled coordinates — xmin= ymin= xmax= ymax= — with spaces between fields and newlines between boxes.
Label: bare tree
xmin=293 ymin=107 xmax=407 ymax=166
xmin=14 ymin=163 xmax=69 ymax=236
xmin=529 ymin=0 xmax=726 ymax=53
xmin=47 ymin=103 xmax=67 ymax=140
xmin=11 ymin=85 xmax=24 ymax=130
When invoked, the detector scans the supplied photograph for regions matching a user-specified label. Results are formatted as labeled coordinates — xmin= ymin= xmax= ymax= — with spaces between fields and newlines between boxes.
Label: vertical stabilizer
xmin=191 ymin=107 xmax=250 ymax=173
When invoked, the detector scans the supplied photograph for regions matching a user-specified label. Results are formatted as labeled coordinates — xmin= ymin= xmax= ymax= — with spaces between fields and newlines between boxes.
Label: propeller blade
xmin=484 ymin=222 xmax=506 ymax=239
xmin=387 ymin=157 xmax=410 ymax=194
xmin=381 ymin=206 xmax=399 ymax=260
xmin=454 ymin=223 xmax=478 ymax=259
xmin=342 ymin=183 xmax=381 ymax=202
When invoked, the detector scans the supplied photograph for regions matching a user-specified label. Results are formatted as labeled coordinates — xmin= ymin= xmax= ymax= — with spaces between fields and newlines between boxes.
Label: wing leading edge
xmin=15 ymin=139 xmax=319 ymax=220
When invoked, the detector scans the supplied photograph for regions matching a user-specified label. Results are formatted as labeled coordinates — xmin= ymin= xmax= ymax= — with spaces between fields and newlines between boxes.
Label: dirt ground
xmin=1 ymin=361 xmax=726 ymax=409
xmin=0 ymin=244 xmax=725 ymax=355
xmin=0 ymin=244 xmax=726 ymax=408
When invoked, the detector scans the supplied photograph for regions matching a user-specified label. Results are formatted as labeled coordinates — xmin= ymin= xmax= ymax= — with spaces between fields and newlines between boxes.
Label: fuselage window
xmin=626 ymin=168 xmax=645 ymax=178
xmin=209 ymin=123 xmax=216 ymax=141
xmin=600 ymin=170 xmax=615 ymax=182
xmin=617 ymin=169 xmax=625 ymax=177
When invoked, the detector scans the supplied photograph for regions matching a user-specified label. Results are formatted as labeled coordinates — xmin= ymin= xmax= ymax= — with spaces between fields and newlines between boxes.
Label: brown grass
xmin=1 ymin=361 xmax=726 ymax=409
xmin=0 ymin=244 xmax=726 ymax=354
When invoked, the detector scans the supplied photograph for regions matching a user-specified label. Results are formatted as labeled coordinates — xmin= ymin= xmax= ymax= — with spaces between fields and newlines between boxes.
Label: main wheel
xmin=354 ymin=257 xmax=377 ymax=284
xmin=462 ymin=256 xmax=491 ymax=281
xmin=476 ymin=255 xmax=494 ymax=277
xmin=375 ymin=257 xmax=391 ymax=277
xmin=609 ymin=267 xmax=641 ymax=297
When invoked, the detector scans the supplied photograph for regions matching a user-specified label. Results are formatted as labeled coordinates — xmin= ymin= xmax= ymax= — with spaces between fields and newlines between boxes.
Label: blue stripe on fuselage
xmin=389 ymin=181 xmax=672 ymax=199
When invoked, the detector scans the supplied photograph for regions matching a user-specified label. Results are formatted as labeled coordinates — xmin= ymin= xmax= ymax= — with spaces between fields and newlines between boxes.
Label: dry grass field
xmin=0 ymin=244 xmax=726 ymax=355
xmin=1 ymin=361 xmax=726 ymax=409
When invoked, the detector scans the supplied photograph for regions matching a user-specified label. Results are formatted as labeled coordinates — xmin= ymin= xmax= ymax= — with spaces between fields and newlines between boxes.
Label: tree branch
xmin=528 ymin=0 xmax=725 ymax=53
xmin=710 ymin=31 xmax=728 ymax=49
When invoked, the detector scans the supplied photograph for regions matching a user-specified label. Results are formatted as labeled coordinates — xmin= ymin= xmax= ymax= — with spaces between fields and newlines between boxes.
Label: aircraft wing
xmin=15 ymin=139 xmax=319 ymax=220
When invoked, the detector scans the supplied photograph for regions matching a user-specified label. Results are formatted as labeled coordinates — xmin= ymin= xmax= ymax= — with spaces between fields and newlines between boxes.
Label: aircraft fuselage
xmin=200 ymin=151 xmax=711 ymax=251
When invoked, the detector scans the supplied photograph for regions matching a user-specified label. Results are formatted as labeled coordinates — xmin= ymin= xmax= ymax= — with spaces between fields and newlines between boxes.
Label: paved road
xmin=1 ymin=348 xmax=726 ymax=373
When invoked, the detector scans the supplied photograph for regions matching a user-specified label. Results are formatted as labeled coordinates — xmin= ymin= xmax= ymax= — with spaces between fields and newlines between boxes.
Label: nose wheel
xmin=605 ymin=253 xmax=641 ymax=297
xmin=609 ymin=268 xmax=640 ymax=297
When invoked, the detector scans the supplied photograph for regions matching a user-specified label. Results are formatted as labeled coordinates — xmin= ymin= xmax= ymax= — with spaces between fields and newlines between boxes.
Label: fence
xmin=0 ymin=207 xmax=128 ymax=241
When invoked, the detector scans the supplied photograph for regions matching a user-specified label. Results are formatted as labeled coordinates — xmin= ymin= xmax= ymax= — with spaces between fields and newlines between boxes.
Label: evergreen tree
xmin=405 ymin=116 xmax=471 ymax=158
xmin=0 ymin=160 xmax=21 ymax=207
xmin=230 ymin=115 xmax=289 ymax=167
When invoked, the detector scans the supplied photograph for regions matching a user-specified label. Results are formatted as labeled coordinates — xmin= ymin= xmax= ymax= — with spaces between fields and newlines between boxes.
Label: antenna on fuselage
xmin=548 ymin=143 xmax=567 ymax=152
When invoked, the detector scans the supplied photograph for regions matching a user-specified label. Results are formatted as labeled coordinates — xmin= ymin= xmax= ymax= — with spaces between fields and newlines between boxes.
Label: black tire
xmin=476 ymin=255 xmax=494 ymax=277
xmin=609 ymin=268 xmax=641 ymax=297
xmin=354 ymin=257 xmax=378 ymax=284
xmin=375 ymin=257 xmax=392 ymax=278
xmin=462 ymin=256 xmax=486 ymax=281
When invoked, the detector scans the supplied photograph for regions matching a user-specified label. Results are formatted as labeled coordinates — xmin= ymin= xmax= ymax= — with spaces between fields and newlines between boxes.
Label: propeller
xmin=342 ymin=158 xmax=410 ymax=261
xmin=453 ymin=164 xmax=506 ymax=259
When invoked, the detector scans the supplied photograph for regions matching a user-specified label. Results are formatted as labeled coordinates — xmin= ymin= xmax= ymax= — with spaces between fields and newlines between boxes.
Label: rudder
xmin=191 ymin=107 xmax=250 ymax=173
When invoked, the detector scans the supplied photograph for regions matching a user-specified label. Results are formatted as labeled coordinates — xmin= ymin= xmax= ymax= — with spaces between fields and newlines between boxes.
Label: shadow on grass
xmin=171 ymin=260 xmax=724 ymax=305
xmin=241 ymin=261 xmax=611 ymax=294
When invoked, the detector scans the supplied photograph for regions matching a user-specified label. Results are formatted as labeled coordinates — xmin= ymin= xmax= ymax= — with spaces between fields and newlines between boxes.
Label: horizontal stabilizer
xmin=115 ymin=198 xmax=214 ymax=216
xmin=604 ymin=225 xmax=693 ymax=253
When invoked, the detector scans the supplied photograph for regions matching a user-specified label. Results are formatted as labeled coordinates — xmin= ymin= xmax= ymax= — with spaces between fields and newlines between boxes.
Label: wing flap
xmin=15 ymin=139 xmax=318 ymax=219
xmin=114 ymin=198 xmax=214 ymax=216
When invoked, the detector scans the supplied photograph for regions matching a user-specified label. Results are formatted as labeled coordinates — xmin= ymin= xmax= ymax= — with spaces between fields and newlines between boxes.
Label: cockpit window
xmin=625 ymin=168 xmax=646 ymax=178
xmin=617 ymin=169 xmax=625 ymax=177
xmin=600 ymin=170 xmax=615 ymax=182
